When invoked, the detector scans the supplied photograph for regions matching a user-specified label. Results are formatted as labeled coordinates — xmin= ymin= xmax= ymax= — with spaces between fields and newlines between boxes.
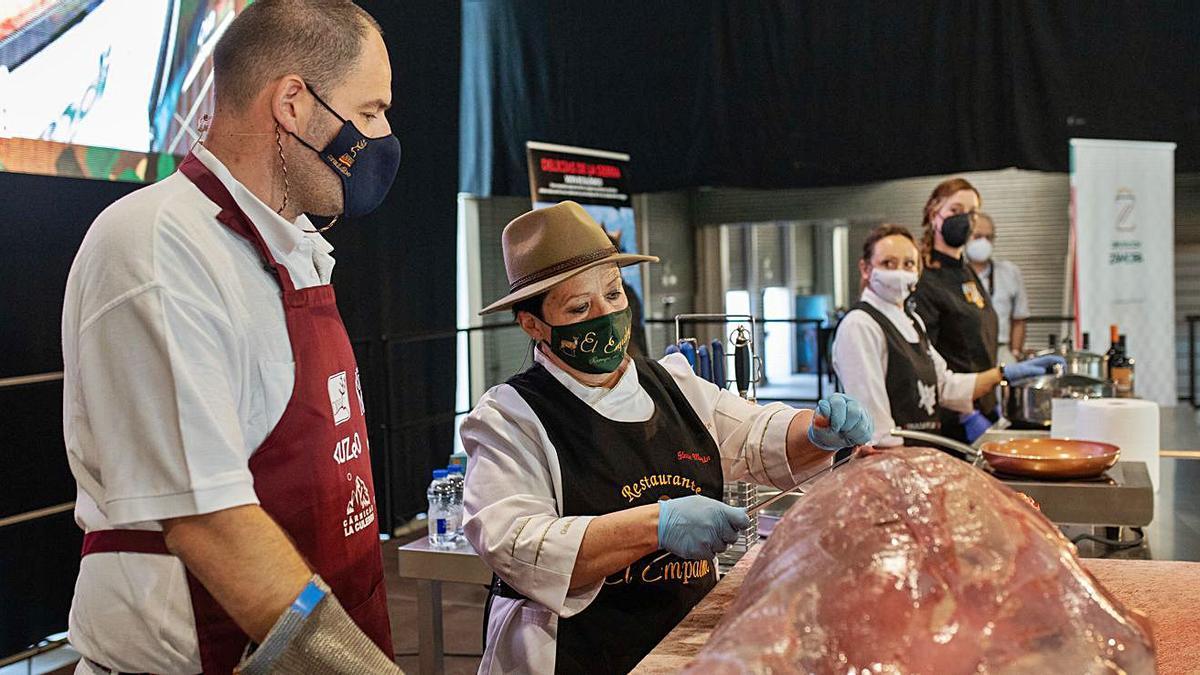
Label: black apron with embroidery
xmin=852 ymin=302 xmax=941 ymax=439
xmin=507 ymin=357 xmax=724 ymax=675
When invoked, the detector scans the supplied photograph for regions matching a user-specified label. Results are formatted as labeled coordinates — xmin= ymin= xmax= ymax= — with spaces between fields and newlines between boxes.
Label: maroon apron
xmin=80 ymin=153 xmax=393 ymax=673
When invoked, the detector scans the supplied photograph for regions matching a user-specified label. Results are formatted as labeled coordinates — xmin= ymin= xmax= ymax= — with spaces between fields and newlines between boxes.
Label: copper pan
xmin=979 ymin=438 xmax=1120 ymax=480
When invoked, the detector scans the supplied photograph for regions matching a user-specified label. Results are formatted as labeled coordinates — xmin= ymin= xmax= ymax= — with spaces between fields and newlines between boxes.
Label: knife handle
xmin=711 ymin=339 xmax=726 ymax=389
xmin=697 ymin=345 xmax=712 ymax=383
xmin=734 ymin=341 xmax=750 ymax=396
xmin=679 ymin=341 xmax=697 ymax=370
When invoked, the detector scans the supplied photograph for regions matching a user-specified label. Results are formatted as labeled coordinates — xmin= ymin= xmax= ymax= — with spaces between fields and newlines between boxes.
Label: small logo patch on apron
xmin=962 ymin=281 xmax=986 ymax=309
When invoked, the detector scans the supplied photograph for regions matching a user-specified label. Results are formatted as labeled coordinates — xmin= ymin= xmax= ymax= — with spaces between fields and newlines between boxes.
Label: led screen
xmin=0 ymin=0 xmax=250 ymax=182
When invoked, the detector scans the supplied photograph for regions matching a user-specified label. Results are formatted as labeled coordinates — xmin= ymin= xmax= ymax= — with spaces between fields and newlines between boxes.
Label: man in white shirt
xmin=61 ymin=2 xmax=402 ymax=672
xmin=965 ymin=213 xmax=1032 ymax=364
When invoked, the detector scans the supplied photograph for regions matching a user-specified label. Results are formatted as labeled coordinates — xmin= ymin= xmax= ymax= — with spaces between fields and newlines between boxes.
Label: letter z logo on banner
xmin=328 ymin=371 xmax=351 ymax=425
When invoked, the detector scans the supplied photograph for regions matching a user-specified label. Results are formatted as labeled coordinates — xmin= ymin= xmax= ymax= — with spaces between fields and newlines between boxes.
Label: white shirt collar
xmin=861 ymin=287 xmax=914 ymax=323
xmin=532 ymin=346 xmax=639 ymax=406
xmin=860 ymin=287 xmax=922 ymax=340
xmin=192 ymin=145 xmax=333 ymax=258
xmin=861 ymin=287 xmax=903 ymax=314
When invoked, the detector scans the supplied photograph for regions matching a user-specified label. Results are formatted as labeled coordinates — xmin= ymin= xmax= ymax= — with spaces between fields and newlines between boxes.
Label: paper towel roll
xmin=1074 ymin=399 xmax=1160 ymax=491
xmin=1050 ymin=398 xmax=1079 ymax=438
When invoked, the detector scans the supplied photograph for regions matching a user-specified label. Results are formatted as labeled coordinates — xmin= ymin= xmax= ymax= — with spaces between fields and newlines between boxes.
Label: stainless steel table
xmin=396 ymin=538 xmax=491 ymax=675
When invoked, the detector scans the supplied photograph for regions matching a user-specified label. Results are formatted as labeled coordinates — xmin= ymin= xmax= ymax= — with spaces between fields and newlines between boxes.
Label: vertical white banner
xmin=1070 ymin=138 xmax=1176 ymax=406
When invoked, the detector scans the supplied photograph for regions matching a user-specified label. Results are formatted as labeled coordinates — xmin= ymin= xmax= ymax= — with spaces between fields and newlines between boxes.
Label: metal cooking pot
xmin=1063 ymin=349 xmax=1106 ymax=380
xmin=1032 ymin=337 xmax=1107 ymax=379
xmin=1002 ymin=374 xmax=1115 ymax=428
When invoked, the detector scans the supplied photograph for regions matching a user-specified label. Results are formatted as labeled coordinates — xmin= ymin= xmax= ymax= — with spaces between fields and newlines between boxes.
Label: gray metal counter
xmin=396 ymin=538 xmax=490 ymax=675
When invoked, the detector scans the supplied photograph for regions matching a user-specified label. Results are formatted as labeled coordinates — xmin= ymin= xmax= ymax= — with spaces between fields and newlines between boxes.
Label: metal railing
xmin=645 ymin=317 xmax=831 ymax=402
xmin=0 ymin=312 xmax=1090 ymax=537
xmin=0 ymin=372 xmax=72 ymax=667
xmin=0 ymin=372 xmax=72 ymax=533
xmin=0 ymin=637 xmax=71 ymax=670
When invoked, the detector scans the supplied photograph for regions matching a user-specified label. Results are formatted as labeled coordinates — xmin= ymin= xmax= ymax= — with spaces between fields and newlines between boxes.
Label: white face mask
xmin=869 ymin=268 xmax=918 ymax=305
xmin=965 ymin=237 xmax=993 ymax=263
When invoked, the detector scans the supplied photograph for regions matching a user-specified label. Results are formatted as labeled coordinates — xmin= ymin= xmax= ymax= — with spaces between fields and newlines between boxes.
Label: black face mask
xmin=940 ymin=212 xmax=973 ymax=248
xmin=291 ymin=86 xmax=401 ymax=219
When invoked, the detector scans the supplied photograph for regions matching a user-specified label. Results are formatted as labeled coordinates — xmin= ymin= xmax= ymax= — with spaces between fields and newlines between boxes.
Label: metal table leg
xmin=416 ymin=578 xmax=444 ymax=675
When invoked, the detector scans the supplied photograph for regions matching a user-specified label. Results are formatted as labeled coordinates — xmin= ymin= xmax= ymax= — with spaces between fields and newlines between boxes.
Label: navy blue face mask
xmin=292 ymin=86 xmax=401 ymax=219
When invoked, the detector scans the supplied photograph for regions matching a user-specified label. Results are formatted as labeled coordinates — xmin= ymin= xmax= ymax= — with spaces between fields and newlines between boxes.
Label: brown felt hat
xmin=479 ymin=201 xmax=658 ymax=315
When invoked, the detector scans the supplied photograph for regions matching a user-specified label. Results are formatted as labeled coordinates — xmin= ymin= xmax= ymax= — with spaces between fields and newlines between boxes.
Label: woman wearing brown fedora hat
xmin=461 ymin=201 xmax=874 ymax=674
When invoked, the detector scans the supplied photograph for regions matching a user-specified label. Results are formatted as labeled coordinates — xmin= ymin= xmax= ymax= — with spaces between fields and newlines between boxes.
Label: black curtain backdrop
xmin=461 ymin=0 xmax=1200 ymax=196
xmin=347 ymin=1 xmax=461 ymax=525
xmin=0 ymin=173 xmax=138 ymax=658
xmin=0 ymin=1 xmax=460 ymax=657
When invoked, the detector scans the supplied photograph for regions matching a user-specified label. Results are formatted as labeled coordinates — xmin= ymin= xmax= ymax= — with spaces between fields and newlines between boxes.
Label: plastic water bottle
xmin=427 ymin=469 xmax=459 ymax=549
xmin=444 ymin=465 xmax=466 ymax=541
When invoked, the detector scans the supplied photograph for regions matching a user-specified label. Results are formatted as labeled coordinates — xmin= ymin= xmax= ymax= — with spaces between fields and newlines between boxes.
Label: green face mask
xmin=543 ymin=307 xmax=632 ymax=374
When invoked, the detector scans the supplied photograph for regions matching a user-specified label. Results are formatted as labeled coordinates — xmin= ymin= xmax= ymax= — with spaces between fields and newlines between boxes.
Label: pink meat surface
xmin=685 ymin=448 xmax=1155 ymax=674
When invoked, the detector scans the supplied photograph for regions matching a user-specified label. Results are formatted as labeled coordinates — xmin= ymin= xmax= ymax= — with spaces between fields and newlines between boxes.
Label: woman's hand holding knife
xmin=808 ymin=393 xmax=874 ymax=451
xmin=749 ymin=394 xmax=875 ymax=515
xmin=660 ymin=394 xmax=876 ymax=554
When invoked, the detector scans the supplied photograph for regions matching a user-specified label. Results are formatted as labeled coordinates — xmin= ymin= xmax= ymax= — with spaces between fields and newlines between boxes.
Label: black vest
xmin=913 ymin=250 xmax=999 ymax=440
xmin=506 ymin=357 xmax=724 ymax=674
xmin=852 ymin=302 xmax=941 ymax=437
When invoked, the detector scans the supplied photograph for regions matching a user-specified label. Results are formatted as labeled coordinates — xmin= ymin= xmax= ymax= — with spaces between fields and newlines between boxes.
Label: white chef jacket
xmin=832 ymin=288 xmax=976 ymax=448
xmin=976 ymin=259 xmax=1030 ymax=344
xmin=61 ymin=145 xmax=334 ymax=674
xmin=461 ymin=349 xmax=814 ymax=675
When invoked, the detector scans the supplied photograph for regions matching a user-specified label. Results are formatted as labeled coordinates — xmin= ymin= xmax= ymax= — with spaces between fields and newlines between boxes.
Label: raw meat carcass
xmin=685 ymin=447 xmax=1155 ymax=674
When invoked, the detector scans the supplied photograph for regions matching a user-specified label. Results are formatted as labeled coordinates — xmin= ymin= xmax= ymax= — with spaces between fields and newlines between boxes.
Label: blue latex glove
xmin=1002 ymin=355 xmax=1066 ymax=382
xmin=658 ymin=495 xmax=751 ymax=560
xmin=959 ymin=410 xmax=992 ymax=443
xmin=808 ymin=393 xmax=874 ymax=451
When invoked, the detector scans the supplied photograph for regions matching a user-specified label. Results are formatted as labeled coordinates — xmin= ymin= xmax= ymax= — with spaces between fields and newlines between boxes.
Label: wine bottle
xmin=1111 ymin=332 xmax=1135 ymax=398
xmin=1105 ymin=325 xmax=1120 ymax=381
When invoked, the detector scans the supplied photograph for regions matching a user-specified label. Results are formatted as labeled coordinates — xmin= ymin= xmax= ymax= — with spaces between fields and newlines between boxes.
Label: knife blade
xmin=746 ymin=451 xmax=857 ymax=515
